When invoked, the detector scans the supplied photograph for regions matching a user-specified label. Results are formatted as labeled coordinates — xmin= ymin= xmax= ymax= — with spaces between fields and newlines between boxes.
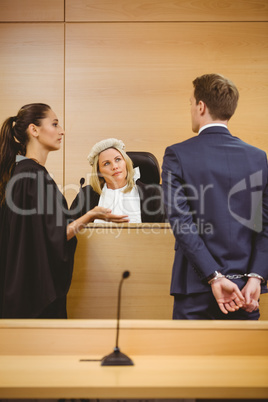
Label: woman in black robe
xmin=0 ymin=103 xmax=128 ymax=318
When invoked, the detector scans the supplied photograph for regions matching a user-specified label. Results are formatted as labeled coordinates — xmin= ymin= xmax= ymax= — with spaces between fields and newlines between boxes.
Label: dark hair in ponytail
xmin=0 ymin=103 xmax=51 ymax=205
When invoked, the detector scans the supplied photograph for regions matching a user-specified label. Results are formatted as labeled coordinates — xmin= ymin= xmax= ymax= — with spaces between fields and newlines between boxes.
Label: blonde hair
xmin=89 ymin=141 xmax=135 ymax=195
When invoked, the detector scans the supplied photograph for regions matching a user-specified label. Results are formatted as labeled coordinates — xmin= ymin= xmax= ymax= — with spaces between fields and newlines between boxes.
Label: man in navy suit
xmin=162 ymin=73 xmax=268 ymax=319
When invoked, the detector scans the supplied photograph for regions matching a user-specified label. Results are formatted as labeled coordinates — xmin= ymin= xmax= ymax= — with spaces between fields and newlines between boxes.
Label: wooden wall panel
xmin=65 ymin=0 xmax=268 ymax=22
xmin=65 ymin=22 xmax=268 ymax=204
xmin=0 ymin=0 xmax=64 ymax=22
xmin=260 ymin=294 xmax=268 ymax=320
xmin=0 ymin=23 xmax=65 ymax=185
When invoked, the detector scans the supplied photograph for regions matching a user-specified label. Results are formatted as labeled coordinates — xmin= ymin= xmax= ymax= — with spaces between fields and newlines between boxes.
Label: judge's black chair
xmin=126 ymin=151 xmax=160 ymax=185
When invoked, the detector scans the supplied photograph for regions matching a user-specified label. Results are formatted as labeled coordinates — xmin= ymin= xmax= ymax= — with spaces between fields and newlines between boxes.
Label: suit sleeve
xmin=249 ymin=158 xmax=268 ymax=282
xmin=161 ymin=146 xmax=221 ymax=280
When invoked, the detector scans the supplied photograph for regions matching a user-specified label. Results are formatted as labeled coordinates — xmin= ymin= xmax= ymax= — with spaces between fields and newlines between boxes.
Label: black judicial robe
xmin=0 ymin=159 xmax=77 ymax=318
xmin=69 ymin=180 xmax=167 ymax=223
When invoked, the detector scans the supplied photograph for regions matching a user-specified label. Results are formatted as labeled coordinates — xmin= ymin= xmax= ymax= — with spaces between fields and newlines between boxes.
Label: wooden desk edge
xmin=1 ymin=318 xmax=268 ymax=330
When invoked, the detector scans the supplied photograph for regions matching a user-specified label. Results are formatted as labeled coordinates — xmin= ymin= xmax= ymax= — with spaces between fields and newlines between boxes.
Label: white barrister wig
xmin=87 ymin=138 xmax=125 ymax=166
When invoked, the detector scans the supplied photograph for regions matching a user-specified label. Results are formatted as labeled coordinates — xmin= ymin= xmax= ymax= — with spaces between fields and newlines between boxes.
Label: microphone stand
xmin=101 ymin=271 xmax=134 ymax=366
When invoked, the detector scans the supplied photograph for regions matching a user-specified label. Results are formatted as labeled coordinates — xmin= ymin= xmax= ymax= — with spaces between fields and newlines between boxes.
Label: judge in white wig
xmin=70 ymin=138 xmax=166 ymax=223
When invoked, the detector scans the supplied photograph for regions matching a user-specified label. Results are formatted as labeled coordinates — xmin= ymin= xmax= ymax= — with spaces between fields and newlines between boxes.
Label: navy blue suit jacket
xmin=162 ymin=126 xmax=268 ymax=295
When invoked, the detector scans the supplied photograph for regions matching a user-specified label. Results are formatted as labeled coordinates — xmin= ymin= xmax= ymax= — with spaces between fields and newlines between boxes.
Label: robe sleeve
xmin=69 ymin=185 xmax=100 ymax=221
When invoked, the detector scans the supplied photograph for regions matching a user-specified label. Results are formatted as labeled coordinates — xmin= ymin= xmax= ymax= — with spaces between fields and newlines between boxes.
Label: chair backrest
xmin=127 ymin=151 xmax=160 ymax=184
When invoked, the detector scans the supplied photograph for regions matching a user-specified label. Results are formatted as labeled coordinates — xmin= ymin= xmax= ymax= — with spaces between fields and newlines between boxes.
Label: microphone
xmin=101 ymin=271 xmax=134 ymax=366
xmin=80 ymin=177 xmax=85 ymax=187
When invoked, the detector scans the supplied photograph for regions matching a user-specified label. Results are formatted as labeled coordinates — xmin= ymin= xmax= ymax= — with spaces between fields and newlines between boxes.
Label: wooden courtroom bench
xmin=0 ymin=319 xmax=267 ymax=400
